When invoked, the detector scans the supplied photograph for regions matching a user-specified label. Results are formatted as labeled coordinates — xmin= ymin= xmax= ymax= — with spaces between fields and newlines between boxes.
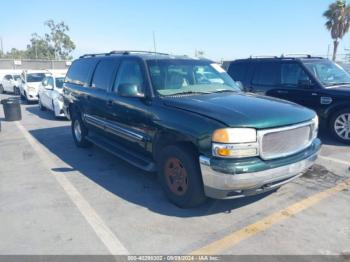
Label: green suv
xmin=63 ymin=51 xmax=321 ymax=208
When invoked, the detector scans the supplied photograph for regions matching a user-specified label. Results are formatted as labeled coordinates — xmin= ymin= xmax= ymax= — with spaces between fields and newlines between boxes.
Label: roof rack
xmin=249 ymin=55 xmax=279 ymax=59
xmin=79 ymin=50 xmax=170 ymax=59
xmin=109 ymin=50 xmax=169 ymax=55
xmin=281 ymin=54 xmax=324 ymax=59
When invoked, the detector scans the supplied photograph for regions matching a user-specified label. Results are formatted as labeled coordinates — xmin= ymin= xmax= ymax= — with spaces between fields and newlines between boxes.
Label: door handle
xmin=277 ymin=90 xmax=289 ymax=94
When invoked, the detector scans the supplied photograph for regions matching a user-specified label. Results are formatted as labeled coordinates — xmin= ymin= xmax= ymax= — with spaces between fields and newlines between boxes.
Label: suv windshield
xmin=27 ymin=73 xmax=46 ymax=83
xmin=303 ymin=60 xmax=350 ymax=87
xmin=55 ymin=77 xmax=65 ymax=88
xmin=147 ymin=59 xmax=240 ymax=96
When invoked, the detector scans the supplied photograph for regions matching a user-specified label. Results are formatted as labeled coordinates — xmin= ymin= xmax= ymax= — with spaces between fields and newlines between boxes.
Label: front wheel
xmin=330 ymin=109 xmax=350 ymax=144
xmin=157 ymin=145 xmax=207 ymax=208
xmin=71 ymin=114 xmax=92 ymax=148
xmin=38 ymin=98 xmax=46 ymax=111
xmin=14 ymin=87 xmax=20 ymax=95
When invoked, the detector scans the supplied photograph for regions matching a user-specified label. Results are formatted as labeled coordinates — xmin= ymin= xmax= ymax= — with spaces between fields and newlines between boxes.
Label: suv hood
xmin=163 ymin=93 xmax=315 ymax=129
xmin=325 ymin=85 xmax=350 ymax=95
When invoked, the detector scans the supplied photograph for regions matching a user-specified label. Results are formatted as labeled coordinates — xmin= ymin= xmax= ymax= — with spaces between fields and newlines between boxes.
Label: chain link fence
xmin=0 ymin=59 xmax=71 ymax=70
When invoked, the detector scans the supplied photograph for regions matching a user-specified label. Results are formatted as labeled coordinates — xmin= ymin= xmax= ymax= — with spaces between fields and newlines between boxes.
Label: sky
xmin=0 ymin=0 xmax=348 ymax=61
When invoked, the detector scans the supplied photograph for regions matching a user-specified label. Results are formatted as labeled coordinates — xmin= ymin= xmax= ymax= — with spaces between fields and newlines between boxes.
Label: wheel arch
xmin=152 ymin=130 xmax=199 ymax=162
xmin=324 ymin=103 xmax=350 ymax=123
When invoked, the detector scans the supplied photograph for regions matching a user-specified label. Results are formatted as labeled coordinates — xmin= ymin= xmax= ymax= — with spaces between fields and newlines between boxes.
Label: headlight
xmin=212 ymin=128 xmax=258 ymax=158
xmin=212 ymin=128 xmax=257 ymax=143
xmin=57 ymin=95 xmax=64 ymax=102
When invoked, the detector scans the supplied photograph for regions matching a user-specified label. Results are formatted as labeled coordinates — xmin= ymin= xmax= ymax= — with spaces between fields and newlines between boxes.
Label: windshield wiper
xmin=170 ymin=91 xmax=212 ymax=96
xmin=210 ymin=89 xmax=238 ymax=93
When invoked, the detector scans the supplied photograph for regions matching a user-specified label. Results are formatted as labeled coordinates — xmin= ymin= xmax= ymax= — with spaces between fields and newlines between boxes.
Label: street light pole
xmin=0 ymin=36 xmax=3 ymax=55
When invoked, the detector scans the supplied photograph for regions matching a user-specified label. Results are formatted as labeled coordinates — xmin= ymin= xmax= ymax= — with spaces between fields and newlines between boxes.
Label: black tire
xmin=13 ymin=86 xmax=19 ymax=95
xmin=71 ymin=112 xmax=92 ymax=148
xmin=38 ymin=98 xmax=46 ymax=111
xmin=329 ymin=108 xmax=350 ymax=144
xmin=0 ymin=85 xmax=4 ymax=94
xmin=157 ymin=144 xmax=207 ymax=208
xmin=23 ymin=91 xmax=29 ymax=104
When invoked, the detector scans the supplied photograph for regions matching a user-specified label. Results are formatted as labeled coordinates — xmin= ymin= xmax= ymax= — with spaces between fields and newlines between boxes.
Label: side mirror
xmin=298 ymin=79 xmax=312 ymax=88
xmin=118 ymin=83 xmax=145 ymax=98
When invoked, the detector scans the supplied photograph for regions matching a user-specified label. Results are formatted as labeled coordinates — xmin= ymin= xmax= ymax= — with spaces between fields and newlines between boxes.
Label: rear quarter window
xmin=227 ymin=62 xmax=249 ymax=82
xmin=251 ymin=62 xmax=280 ymax=86
xmin=65 ymin=59 xmax=98 ymax=86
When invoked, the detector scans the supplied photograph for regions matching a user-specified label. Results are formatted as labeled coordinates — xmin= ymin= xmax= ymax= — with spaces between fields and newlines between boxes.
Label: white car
xmin=19 ymin=70 xmax=50 ymax=102
xmin=0 ymin=73 xmax=21 ymax=94
xmin=38 ymin=74 xmax=66 ymax=118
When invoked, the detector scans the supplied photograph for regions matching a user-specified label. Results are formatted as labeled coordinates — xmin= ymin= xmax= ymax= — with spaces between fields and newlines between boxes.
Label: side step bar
xmin=86 ymin=132 xmax=156 ymax=172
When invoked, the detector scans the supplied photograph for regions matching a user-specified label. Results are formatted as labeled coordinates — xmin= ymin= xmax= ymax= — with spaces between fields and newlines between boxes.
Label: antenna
xmin=152 ymin=31 xmax=157 ymax=54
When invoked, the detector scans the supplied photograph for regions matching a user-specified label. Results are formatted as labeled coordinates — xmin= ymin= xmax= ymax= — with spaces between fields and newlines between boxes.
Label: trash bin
xmin=1 ymin=98 xmax=22 ymax=121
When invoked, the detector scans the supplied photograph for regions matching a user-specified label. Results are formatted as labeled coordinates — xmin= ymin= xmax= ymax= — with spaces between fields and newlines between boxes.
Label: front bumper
xmin=26 ymin=91 xmax=39 ymax=101
xmin=199 ymin=138 xmax=321 ymax=199
xmin=53 ymin=99 xmax=66 ymax=117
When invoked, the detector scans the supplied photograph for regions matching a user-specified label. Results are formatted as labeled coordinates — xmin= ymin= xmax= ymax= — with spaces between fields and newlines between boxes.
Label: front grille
xmin=259 ymin=123 xmax=312 ymax=160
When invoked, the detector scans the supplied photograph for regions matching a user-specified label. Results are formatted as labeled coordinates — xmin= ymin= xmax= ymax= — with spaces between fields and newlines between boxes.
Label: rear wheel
xmin=157 ymin=145 xmax=207 ymax=208
xmin=71 ymin=112 xmax=92 ymax=148
xmin=330 ymin=109 xmax=350 ymax=144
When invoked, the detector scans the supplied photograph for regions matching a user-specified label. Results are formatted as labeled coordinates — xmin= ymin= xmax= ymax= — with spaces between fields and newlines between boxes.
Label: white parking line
xmin=14 ymin=121 xmax=129 ymax=255
xmin=319 ymin=155 xmax=350 ymax=166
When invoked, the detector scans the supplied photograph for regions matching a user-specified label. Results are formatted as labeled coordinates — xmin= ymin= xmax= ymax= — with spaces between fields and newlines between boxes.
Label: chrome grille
xmin=259 ymin=124 xmax=312 ymax=160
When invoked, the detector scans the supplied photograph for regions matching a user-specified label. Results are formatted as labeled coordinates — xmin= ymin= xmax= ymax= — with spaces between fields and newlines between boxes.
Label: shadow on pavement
xmin=29 ymin=125 xmax=274 ymax=218
xmin=26 ymin=105 xmax=68 ymax=121
xmin=318 ymin=127 xmax=345 ymax=147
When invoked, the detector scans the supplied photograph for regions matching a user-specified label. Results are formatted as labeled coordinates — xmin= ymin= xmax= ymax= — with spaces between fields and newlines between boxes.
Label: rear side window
xmin=227 ymin=62 xmax=249 ymax=82
xmin=5 ymin=75 xmax=13 ymax=80
xmin=91 ymin=59 xmax=119 ymax=90
xmin=65 ymin=59 xmax=97 ymax=86
xmin=252 ymin=62 xmax=280 ymax=86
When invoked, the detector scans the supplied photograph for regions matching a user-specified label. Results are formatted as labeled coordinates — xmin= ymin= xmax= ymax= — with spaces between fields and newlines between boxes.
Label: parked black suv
xmin=63 ymin=51 xmax=320 ymax=208
xmin=224 ymin=56 xmax=350 ymax=143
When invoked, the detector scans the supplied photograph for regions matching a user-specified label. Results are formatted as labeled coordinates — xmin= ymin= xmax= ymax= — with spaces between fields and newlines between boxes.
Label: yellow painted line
xmin=190 ymin=178 xmax=350 ymax=255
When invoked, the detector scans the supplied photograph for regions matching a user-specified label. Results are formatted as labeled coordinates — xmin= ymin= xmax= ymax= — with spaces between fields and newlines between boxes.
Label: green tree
xmin=1 ymin=48 xmax=27 ymax=59
xmin=324 ymin=0 xmax=350 ymax=61
xmin=44 ymin=20 xmax=76 ymax=60
xmin=26 ymin=33 xmax=55 ymax=59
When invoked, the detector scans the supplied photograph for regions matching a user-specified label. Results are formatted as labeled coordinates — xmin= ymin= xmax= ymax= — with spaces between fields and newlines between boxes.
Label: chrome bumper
xmin=199 ymin=150 xmax=319 ymax=199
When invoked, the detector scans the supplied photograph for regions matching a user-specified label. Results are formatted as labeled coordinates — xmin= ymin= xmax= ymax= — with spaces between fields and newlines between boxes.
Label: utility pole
xmin=152 ymin=31 xmax=157 ymax=54
xmin=35 ymin=42 xmax=38 ymax=59
xmin=327 ymin=44 xmax=331 ymax=59
xmin=0 ymin=36 xmax=3 ymax=55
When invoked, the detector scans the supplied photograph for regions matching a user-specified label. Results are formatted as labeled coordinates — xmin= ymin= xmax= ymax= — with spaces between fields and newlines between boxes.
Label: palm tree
xmin=323 ymin=0 xmax=350 ymax=61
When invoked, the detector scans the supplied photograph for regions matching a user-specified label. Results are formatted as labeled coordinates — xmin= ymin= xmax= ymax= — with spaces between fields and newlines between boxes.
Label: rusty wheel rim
xmin=164 ymin=158 xmax=188 ymax=196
